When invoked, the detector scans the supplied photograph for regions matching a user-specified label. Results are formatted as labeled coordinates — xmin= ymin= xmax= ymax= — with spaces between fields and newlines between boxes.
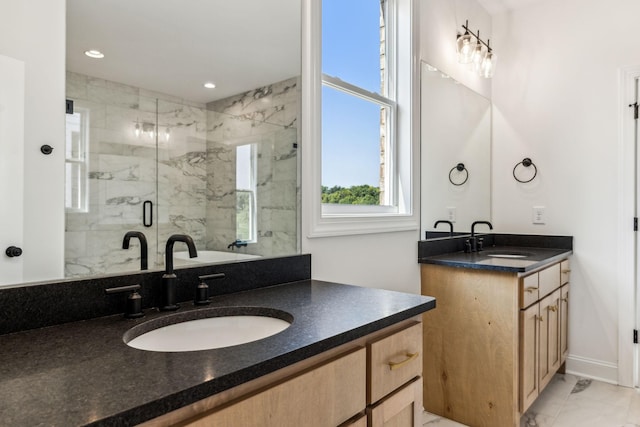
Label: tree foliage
xmin=321 ymin=185 xmax=380 ymax=205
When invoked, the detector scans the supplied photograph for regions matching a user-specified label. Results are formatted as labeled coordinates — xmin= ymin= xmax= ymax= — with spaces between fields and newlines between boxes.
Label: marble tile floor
xmin=422 ymin=373 xmax=640 ymax=427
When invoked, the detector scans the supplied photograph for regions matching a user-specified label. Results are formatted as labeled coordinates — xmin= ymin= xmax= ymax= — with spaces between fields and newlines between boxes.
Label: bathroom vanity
xmin=418 ymin=234 xmax=572 ymax=427
xmin=0 ymin=259 xmax=435 ymax=427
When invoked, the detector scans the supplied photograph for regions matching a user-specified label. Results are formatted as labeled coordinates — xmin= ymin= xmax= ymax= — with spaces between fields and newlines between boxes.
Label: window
xmin=236 ymin=143 xmax=257 ymax=242
xmin=65 ymin=107 xmax=89 ymax=212
xmin=302 ymin=0 xmax=417 ymax=237
xmin=321 ymin=0 xmax=396 ymax=212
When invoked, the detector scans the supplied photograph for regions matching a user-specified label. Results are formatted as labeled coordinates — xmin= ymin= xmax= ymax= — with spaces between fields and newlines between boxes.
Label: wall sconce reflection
xmin=134 ymin=119 xmax=171 ymax=141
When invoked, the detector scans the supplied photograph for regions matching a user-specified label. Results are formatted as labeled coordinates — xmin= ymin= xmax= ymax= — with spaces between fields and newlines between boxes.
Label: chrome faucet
xmin=468 ymin=221 xmax=493 ymax=252
xmin=122 ymin=231 xmax=148 ymax=270
xmin=161 ymin=234 xmax=197 ymax=311
xmin=433 ymin=220 xmax=454 ymax=238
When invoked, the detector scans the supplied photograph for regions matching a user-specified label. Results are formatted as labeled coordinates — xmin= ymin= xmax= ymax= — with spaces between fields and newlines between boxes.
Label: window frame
xmin=65 ymin=107 xmax=89 ymax=213
xmin=235 ymin=143 xmax=258 ymax=243
xmin=302 ymin=0 xmax=419 ymax=237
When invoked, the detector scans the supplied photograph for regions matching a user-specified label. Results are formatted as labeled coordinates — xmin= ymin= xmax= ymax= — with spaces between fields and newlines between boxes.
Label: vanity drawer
xmin=539 ymin=263 xmax=561 ymax=298
xmin=368 ymin=322 xmax=422 ymax=404
xmin=520 ymin=273 xmax=539 ymax=308
xmin=560 ymin=260 xmax=571 ymax=285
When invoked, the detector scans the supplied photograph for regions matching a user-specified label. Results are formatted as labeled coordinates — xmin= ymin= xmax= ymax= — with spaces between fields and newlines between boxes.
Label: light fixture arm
xmin=461 ymin=22 xmax=492 ymax=52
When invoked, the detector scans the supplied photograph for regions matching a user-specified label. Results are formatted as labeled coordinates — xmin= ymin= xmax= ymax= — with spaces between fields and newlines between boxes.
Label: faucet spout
xmin=164 ymin=234 xmax=197 ymax=276
xmin=122 ymin=231 xmax=148 ymax=270
xmin=471 ymin=221 xmax=493 ymax=238
xmin=162 ymin=234 xmax=198 ymax=311
xmin=433 ymin=220 xmax=454 ymax=237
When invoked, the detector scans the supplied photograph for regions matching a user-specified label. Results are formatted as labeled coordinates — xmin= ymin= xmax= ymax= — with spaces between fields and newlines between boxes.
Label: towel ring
xmin=449 ymin=163 xmax=469 ymax=186
xmin=513 ymin=158 xmax=537 ymax=183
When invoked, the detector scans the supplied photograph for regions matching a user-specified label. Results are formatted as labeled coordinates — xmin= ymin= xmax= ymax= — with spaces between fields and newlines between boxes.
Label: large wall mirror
xmin=64 ymin=0 xmax=301 ymax=278
xmin=1 ymin=0 xmax=301 ymax=286
xmin=420 ymin=61 xmax=491 ymax=239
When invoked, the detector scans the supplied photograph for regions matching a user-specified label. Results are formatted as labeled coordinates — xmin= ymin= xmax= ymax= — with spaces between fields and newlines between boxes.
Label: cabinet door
xmin=519 ymin=303 xmax=539 ymax=412
xmin=538 ymin=290 xmax=561 ymax=390
xmin=560 ymin=284 xmax=570 ymax=364
xmin=184 ymin=347 xmax=366 ymax=427
xmin=368 ymin=377 xmax=422 ymax=427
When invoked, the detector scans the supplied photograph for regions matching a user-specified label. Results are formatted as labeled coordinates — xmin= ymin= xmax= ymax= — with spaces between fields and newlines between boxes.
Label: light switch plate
xmin=447 ymin=207 xmax=456 ymax=222
xmin=532 ymin=206 xmax=545 ymax=224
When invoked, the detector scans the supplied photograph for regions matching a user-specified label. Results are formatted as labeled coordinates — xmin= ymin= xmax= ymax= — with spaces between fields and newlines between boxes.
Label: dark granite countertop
xmin=419 ymin=246 xmax=572 ymax=273
xmin=0 ymin=280 xmax=435 ymax=427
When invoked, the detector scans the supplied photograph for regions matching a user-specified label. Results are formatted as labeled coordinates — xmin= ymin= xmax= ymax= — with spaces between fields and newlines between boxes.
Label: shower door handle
xmin=143 ymin=200 xmax=153 ymax=227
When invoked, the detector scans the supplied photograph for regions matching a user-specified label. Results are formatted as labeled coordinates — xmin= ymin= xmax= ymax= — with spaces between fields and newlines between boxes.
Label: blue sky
xmin=321 ymin=0 xmax=382 ymax=188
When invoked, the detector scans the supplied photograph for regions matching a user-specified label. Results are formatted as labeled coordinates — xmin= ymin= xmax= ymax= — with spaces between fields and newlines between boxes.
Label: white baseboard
xmin=565 ymin=354 xmax=619 ymax=385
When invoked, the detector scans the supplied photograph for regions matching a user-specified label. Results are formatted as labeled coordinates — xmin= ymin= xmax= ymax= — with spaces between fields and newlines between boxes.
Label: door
xmin=0 ymin=55 xmax=25 ymax=286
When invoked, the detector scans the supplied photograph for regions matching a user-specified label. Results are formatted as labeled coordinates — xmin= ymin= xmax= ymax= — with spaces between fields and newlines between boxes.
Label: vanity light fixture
xmin=84 ymin=49 xmax=105 ymax=59
xmin=457 ymin=20 xmax=497 ymax=78
xmin=204 ymin=82 xmax=216 ymax=89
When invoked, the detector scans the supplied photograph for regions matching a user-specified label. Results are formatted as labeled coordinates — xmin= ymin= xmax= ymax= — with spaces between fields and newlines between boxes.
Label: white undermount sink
xmin=482 ymin=249 xmax=532 ymax=259
xmin=124 ymin=307 xmax=292 ymax=352
xmin=487 ymin=253 xmax=528 ymax=259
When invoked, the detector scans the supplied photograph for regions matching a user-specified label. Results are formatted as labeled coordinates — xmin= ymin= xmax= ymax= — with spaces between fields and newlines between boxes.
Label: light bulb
xmin=470 ymin=43 xmax=486 ymax=73
xmin=134 ymin=122 xmax=141 ymax=138
xmin=456 ymin=32 xmax=476 ymax=64
xmin=165 ymin=128 xmax=171 ymax=141
xmin=481 ymin=51 xmax=497 ymax=78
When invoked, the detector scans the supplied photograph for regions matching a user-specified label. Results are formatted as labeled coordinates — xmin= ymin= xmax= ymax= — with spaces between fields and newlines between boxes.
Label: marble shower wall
xmin=65 ymin=72 xmax=299 ymax=277
xmin=206 ymin=77 xmax=300 ymax=256
xmin=65 ymin=71 xmax=208 ymax=276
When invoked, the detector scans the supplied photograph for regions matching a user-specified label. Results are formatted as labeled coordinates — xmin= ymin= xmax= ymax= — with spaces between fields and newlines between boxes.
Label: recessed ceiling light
xmin=204 ymin=82 xmax=216 ymax=89
xmin=84 ymin=50 xmax=104 ymax=59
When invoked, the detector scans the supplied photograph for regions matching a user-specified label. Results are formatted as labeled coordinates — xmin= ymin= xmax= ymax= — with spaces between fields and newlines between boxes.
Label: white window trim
xmin=301 ymin=0 xmax=419 ymax=238
xmin=65 ymin=107 xmax=89 ymax=213
xmin=236 ymin=143 xmax=258 ymax=244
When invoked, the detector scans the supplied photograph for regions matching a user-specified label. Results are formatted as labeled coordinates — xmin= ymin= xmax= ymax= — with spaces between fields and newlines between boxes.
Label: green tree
xmin=321 ymin=184 xmax=380 ymax=205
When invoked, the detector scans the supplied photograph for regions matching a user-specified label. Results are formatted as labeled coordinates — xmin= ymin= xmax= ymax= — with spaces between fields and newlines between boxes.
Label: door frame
xmin=619 ymin=65 xmax=640 ymax=387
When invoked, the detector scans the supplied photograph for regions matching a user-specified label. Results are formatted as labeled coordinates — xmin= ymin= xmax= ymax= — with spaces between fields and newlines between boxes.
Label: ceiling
xmin=66 ymin=0 xmax=301 ymax=104
xmin=477 ymin=0 xmax=547 ymax=15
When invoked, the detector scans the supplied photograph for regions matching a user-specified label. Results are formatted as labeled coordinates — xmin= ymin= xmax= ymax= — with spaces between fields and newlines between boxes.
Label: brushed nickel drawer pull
xmin=524 ymin=287 xmax=539 ymax=293
xmin=388 ymin=352 xmax=419 ymax=370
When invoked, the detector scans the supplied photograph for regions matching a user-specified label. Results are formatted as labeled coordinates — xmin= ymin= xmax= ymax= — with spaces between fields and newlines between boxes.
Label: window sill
xmin=307 ymin=213 xmax=418 ymax=238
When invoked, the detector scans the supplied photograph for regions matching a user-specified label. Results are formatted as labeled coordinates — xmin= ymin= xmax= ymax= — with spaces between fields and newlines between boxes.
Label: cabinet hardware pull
xmin=388 ymin=352 xmax=419 ymax=370
xmin=525 ymin=287 xmax=538 ymax=293
xmin=536 ymin=315 xmax=543 ymax=322
xmin=548 ymin=305 xmax=558 ymax=312
xmin=562 ymin=269 xmax=571 ymax=273
xmin=561 ymin=297 xmax=568 ymax=302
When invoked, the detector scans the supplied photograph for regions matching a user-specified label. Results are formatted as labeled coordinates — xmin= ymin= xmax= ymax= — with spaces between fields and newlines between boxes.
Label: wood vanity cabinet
xmin=421 ymin=259 xmax=570 ymax=427
xmin=139 ymin=320 xmax=423 ymax=427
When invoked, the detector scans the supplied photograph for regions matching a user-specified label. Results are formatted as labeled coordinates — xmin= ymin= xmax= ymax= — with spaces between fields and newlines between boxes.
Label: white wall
xmin=0 ymin=0 xmax=66 ymax=283
xmin=491 ymin=0 xmax=640 ymax=384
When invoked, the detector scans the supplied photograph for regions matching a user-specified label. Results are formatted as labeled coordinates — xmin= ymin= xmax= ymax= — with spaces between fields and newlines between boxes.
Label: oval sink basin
xmin=124 ymin=307 xmax=292 ymax=352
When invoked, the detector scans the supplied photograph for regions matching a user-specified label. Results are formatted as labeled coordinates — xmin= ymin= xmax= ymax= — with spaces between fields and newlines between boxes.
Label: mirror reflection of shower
xmin=64 ymin=73 xmax=300 ymax=278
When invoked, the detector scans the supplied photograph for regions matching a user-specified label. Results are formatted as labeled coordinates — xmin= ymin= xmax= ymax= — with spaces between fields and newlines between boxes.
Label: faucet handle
xmin=105 ymin=284 xmax=144 ymax=319
xmin=196 ymin=273 xmax=226 ymax=305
